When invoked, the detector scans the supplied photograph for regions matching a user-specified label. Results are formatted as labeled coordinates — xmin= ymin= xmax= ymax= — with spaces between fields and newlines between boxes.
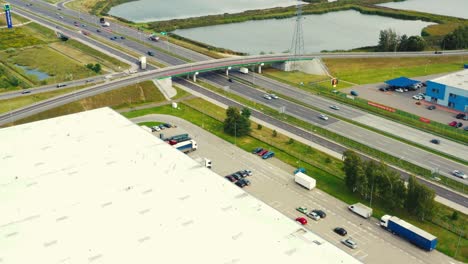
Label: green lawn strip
xmin=137 ymin=121 xmax=163 ymax=127
xmin=195 ymin=80 xmax=468 ymax=195
xmin=172 ymin=85 xmax=191 ymax=100
xmin=323 ymin=56 xmax=467 ymax=85
xmin=65 ymin=40 xmax=129 ymax=70
xmin=0 ymin=26 xmax=45 ymax=49
xmin=121 ymin=101 xmax=467 ymax=262
xmin=244 ymin=72 xmax=467 ymax=166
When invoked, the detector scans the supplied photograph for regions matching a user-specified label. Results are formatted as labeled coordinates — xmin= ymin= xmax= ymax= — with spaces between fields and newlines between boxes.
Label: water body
xmin=109 ymin=0 xmax=305 ymax=22
xmin=378 ymin=0 xmax=468 ymax=19
xmin=15 ymin=65 xmax=50 ymax=81
xmin=174 ymin=10 xmax=435 ymax=55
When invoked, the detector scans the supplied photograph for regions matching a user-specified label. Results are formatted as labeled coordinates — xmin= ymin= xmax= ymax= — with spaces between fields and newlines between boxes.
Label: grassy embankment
xmin=5 ymin=76 xmax=466 ymax=261
xmin=0 ymin=20 xmax=128 ymax=92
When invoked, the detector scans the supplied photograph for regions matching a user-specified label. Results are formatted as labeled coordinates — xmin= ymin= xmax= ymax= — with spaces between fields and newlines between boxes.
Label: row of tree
xmin=441 ymin=25 xmax=468 ymax=50
xmin=343 ymin=150 xmax=435 ymax=220
xmin=377 ymin=28 xmax=426 ymax=52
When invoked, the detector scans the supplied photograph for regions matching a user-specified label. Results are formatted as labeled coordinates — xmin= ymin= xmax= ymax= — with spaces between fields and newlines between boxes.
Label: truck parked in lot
xmin=173 ymin=140 xmax=197 ymax=153
xmin=239 ymin=67 xmax=249 ymax=74
xmin=348 ymin=203 xmax=372 ymax=219
xmin=294 ymin=172 xmax=316 ymax=190
xmin=164 ymin=133 xmax=190 ymax=143
xmin=380 ymin=215 xmax=437 ymax=251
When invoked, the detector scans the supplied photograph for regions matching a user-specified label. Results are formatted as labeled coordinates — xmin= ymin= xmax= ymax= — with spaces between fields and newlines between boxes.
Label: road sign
xmin=4 ymin=4 xmax=11 ymax=11
xmin=4 ymin=4 xmax=13 ymax=28
xmin=160 ymin=31 xmax=167 ymax=35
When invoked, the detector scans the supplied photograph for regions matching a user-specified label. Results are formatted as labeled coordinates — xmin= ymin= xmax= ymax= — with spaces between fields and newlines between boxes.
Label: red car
xmin=258 ymin=149 xmax=269 ymax=156
xmin=448 ymin=121 xmax=457 ymax=127
xmin=295 ymin=217 xmax=307 ymax=225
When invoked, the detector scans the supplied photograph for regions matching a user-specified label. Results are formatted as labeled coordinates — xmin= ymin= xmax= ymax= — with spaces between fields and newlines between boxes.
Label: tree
xmin=343 ymin=150 xmax=365 ymax=193
xmin=378 ymin=28 xmax=398 ymax=52
xmin=223 ymin=106 xmax=251 ymax=137
xmin=406 ymin=36 xmax=426 ymax=51
xmin=93 ymin=63 xmax=102 ymax=73
xmin=398 ymin=34 xmax=409 ymax=51
xmin=241 ymin=107 xmax=251 ymax=119
xmin=441 ymin=25 xmax=468 ymax=50
xmin=405 ymin=175 xmax=435 ymax=220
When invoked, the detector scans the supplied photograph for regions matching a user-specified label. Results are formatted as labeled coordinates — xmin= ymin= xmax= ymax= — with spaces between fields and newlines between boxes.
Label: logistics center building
xmin=425 ymin=69 xmax=468 ymax=112
xmin=0 ymin=108 xmax=361 ymax=264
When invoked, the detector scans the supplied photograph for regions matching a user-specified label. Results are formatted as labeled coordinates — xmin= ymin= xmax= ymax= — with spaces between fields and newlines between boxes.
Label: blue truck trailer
xmin=380 ymin=215 xmax=437 ymax=251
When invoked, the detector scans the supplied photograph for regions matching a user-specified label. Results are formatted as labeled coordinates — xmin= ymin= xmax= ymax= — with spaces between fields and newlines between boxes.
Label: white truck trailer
xmin=139 ymin=56 xmax=147 ymax=70
xmin=239 ymin=67 xmax=249 ymax=74
xmin=173 ymin=140 xmax=197 ymax=153
xmin=348 ymin=203 xmax=372 ymax=219
xmin=294 ymin=172 xmax=316 ymax=190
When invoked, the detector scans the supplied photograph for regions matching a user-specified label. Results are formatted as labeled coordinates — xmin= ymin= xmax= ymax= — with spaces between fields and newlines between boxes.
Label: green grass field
xmin=0 ymin=27 xmax=45 ymax=49
xmin=324 ymin=56 xmax=468 ymax=85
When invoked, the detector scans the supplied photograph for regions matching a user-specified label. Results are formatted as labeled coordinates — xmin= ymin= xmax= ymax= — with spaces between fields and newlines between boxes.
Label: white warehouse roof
xmin=0 ymin=107 xmax=361 ymax=264
xmin=430 ymin=69 xmax=468 ymax=91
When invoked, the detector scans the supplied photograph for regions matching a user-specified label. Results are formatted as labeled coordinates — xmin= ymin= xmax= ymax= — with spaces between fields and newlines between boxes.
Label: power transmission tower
xmin=290 ymin=0 xmax=305 ymax=70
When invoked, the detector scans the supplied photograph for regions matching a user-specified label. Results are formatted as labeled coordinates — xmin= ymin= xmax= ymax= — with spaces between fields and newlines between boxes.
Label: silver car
xmin=307 ymin=211 xmax=320 ymax=221
xmin=341 ymin=238 xmax=357 ymax=249
xmin=452 ymin=170 xmax=467 ymax=179
xmin=263 ymin=94 xmax=272 ymax=100
xmin=329 ymin=105 xmax=340 ymax=110
xmin=319 ymin=114 xmax=329 ymax=121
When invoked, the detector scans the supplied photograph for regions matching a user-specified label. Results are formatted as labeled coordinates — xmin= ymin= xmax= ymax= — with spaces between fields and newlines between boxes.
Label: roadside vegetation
xmin=0 ymin=20 xmax=128 ymax=92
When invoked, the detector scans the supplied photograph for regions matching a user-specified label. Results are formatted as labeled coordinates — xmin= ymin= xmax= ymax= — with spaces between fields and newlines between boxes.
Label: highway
xmin=3 ymin=1 xmax=467 ymax=205
xmin=202 ymin=72 xmax=468 ymax=183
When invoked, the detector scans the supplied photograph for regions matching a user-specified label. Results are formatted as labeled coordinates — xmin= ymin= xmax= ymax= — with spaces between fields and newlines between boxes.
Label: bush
xmin=257 ymin=124 xmax=262 ymax=130
xmin=451 ymin=211 xmax=459 ymax=221
xmin=272 ymin=130 xmax=277 ymax=137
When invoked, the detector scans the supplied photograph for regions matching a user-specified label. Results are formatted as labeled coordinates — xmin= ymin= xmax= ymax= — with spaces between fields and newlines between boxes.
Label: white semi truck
xmin=348 ymin=203 xmax=373 ymax=219
xmin=294 ymin=172 xmax=316 ymax=190
xmin=139 ymin=56 xmax=147 ymax=70
xmin=239 ymin=67 xmax=249 ymax=74
xmin=173 ymin=140 xmax=197 ymax=153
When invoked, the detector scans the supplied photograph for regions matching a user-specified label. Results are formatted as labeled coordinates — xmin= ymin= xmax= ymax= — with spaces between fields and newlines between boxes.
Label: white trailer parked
xmin=294 ymin=172 xmax=316 ymax=190
xmin=348 ymin=203 xmax=372 ymax=219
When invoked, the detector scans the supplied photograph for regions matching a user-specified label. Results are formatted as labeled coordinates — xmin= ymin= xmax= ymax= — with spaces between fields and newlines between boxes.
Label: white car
xmin=263 ymin=94 xmax=272 ymax=100
xmin=395 ymin=88 xmax=404 ymax=93
xmin=270 ymin=93 xmax=279 ymax=99
xmin=412 ymin=95 xmax=422 ymax=100
xmin=341 ymin=238 xmax=357 ymax=249
xmin=452 ymin=170 xmax=467 ymax=179
xmin=307 ymin=211 xmax=320 ymax=221
xmin=319 ymin=114 xmax=329 ymax=121
xmin=330 ymin=105 xmax=340 ymax=110
xmin=152 ymin=126 xmax=161 ymax=132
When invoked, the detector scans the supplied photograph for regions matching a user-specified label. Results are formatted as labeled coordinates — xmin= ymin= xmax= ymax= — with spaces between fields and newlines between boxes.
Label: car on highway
xmin=448 ymin=121 xmax=457 ymax=127
xmin=147 ymin=51 xmax=154 ymax=56
xmin=263 ymin=94 xmax=272 ymax=100
xmin=270 ymin=93 xmax=279 ymax=99
xmin=430 ymin=139 xmax=440 ymax=144
xmin=235 ymin=178 xmax=250 ymax=188
xmin=295 ymin=217 xmax=307 ymax=225
xmin=21 ymin=90 xmax=31 ymax=94
xmin=296 ymin=206 xmax=308 ymax=214
xmin=312 ymin=209 xmax=326 ymax=218
xmin=307 ymin=211 xmax=320 ymax=220
xmin=452 ymin=170 xmax=467 ymax=179
xmin=329 ymin=105 xmax=340 ymax=110
xmin=262 ymin=151 xmax=275 ymax=159
xmin=59 ymin=15 xmax=64 ymax=19
xmin=341 ymin=238 xmax=357 ymax=249
xmin=427 ymin=105 xmax=436 ymax=110
xmin=334 ymin=227 xmax=348 ymax=236
xmin=120 ymin=36 xmax=125 ymax=39
xmin=252 ymin=147 xmax=263 ymax=154
xmin=96 ymin=29 xmax=101 ymax=33
xmin=319 ymin=114 xmax=329 ymax=121
xmin=228 ymin=78 xmax=233 ymax=83
xmin=81 ymin=24 xmax=86 ymax=27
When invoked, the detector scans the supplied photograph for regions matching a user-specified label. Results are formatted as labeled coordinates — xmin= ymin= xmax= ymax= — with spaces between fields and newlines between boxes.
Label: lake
xmin=378 ymin=0 xmax=468 ymax=19
xmin=174 ymin=10 xmax=436 ymax=55
xmin=109 ymin=0 xmax=305 ymax=22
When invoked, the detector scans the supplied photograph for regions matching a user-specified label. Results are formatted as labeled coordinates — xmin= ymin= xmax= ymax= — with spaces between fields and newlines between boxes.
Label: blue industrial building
xmin=425 ymin=70 xmax=468 ymax=112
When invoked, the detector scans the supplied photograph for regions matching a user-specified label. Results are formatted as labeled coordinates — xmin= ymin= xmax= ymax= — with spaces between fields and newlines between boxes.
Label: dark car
xmin=252 ymin=147 xmax=263 ymax=154
xmin=350 ymin=91 xmax=359 ymax=96
xmin=262 ymin=151 xmax=275 ymax=159
xmin=228 ymin=78 xmax=233 ymax=83
xmin=448 ymin=121 xmax=457 ymax=127
xmin=235 ymin=178 xmax=250 ymax=188
xmin=96 ymin=29 xmax=101 ymax=33
xmin=456 ymin=113 xmax=466 ymax=119
xmin=434 ymin=51 xmax=443 ymax=54
xmin=427 ymin=105 xmax=436 ymax=110
xmin=163 ymin=123 xmax=171 ymax=128
xmin=334 ymin=227 xmax=347 ymax=236
xmin=379 ymin=87 xmax=387 ymax=92
xmin=147 ymin=51 xmax=154 ymax=56
xmin=120 ymin=36 xmax=125 ymax=39
xmin=313 ymin=209 xmax=327 ymax=218
xmin=464 ymin=126 xmax=468 ymax=131
xmin=430 ymin=139 xmax=440 ymax=144
xmin=21 ymin=90 xmax=31 ymax=94
xmin=225 ymin=175 xmax=236 ymax=182
xmin=231 ymin=173 xmax=243 ymax=181
xmin=456 ymin=122 xmax=463 ymax=128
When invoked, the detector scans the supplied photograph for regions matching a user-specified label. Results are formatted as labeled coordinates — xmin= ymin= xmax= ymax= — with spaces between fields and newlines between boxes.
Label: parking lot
xmin=132 ymin=114 xmax=460 ymax=264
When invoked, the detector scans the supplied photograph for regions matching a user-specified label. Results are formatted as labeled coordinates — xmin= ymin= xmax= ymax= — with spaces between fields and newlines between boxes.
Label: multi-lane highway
xmin=3 ymin=0 xmax=467 ymax=205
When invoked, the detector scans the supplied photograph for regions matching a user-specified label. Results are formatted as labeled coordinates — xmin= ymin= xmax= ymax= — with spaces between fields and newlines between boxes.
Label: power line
xmin=290 ymin=0 xmax=305 ymax=70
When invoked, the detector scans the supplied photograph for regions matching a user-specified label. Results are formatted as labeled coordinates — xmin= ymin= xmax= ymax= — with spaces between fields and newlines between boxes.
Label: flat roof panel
xmin=0 ymin=107 xmax=361 ymax=264
xmin=430 ymin=69 xmax=468 ymax=91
